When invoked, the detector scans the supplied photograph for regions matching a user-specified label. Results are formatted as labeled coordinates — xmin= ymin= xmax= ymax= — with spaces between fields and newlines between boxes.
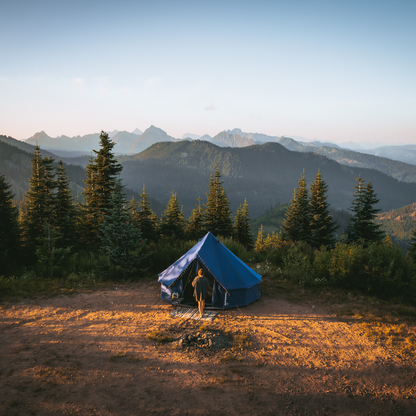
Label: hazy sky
xmin=1 ymin=0 xmax=415 ymax=144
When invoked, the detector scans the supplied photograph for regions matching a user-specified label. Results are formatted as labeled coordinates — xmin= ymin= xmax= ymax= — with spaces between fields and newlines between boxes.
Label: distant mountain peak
xmin=228 ymin=128 xmax=243 ymax=135
xmin=132 ymin=128 xmax=142 ymax=136
xmin=31 ymin=131 xmax=49 ymax=138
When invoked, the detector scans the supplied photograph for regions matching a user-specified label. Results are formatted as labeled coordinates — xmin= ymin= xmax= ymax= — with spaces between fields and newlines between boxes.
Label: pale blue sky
xmin=1 ymin=0 xmax=415 ymax=144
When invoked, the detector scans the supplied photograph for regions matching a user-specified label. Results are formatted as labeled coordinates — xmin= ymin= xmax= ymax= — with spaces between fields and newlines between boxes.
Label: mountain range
xmin=23 ymin=126 xmax=416 ymax=167
xmin=117 ymin=140 xmax=416 ymax=218
xmin=3 ymin=128 xmax=416 ymax=222
xmin=24 ymin=126 xmax=173 ymax=156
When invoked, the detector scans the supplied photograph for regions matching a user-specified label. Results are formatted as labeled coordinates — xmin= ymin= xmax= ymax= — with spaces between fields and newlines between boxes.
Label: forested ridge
xmin=0 ymin=139 xmax=85 ymax=203
xmin=377 ymin=203 xmax=416 ymax=241
xmin=120 ymin=140 xmax=416 ymax=218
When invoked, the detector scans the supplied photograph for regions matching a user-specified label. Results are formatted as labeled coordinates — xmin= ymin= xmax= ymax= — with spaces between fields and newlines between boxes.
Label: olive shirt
xmin=192 ymin=275 xmax=209 ymax=302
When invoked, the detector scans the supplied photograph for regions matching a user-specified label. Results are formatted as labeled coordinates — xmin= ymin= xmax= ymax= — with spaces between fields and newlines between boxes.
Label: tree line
xmin=1 ymin=131 xmax=416 ymax=303
xmin=254 ymin=170 xmax=387 ymax=252
xmin=0 ymin=132 xmax=252 ymax=278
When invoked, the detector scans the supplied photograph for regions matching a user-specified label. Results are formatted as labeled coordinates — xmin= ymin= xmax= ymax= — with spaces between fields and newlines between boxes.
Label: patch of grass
xmin=232 ymin=333 xmax=251 ymax=350
xmin=228 ymin=365 xmax=244 ymax=374
xmin=209 ymin=374 xmax=232 ymax=384
xmin=109 ymin=351 xmax=127 ymax=362
xmin=36 ymin=367 xmax=53 ymax=379
xmin=146 ymin=331 xmax=172 ymax=343
xmin=338 ymin=310 xmax=416 ymax=357
xmin=219 ymin=354 xmax=241 ymax=363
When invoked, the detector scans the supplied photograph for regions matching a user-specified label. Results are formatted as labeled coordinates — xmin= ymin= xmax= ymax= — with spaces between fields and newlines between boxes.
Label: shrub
xmin=316 ymin=240 xmax=416 ymax=302
xmin=218 ymin=237 xmax=251 ymax=262
xmin=280 ymin=241 xmax=315 ymax=287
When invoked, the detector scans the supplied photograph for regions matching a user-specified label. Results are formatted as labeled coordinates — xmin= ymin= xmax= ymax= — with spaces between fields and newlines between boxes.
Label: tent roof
xmin=157 ymin=232 xmax=262 ymax=290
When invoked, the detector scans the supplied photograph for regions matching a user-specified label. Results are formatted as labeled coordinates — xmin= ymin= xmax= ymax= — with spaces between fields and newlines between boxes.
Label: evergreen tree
xmin=99 ymin=180 xmax=146 ymax=278
xmin=129 ymin=196 xmax=140 ymax=226
xmin=186 ymin=196 xmax=205 ymax=241
xmin=347 ymin=176 xmax=384 ymax=244
xmin=20 ymin=146 xmax=56 ymax=261
xmin=131 ymin=185 xmax=158 ymax=242
xmin=35 ymin=223 xmax=74 ymax=279
xmin=0 ymin=174 xmax=20 ymax=275
xmin=309 ymin=171 xmax=337 ymax=249
xmin=234 ymin=198 xmax=253 ymax=250
xmin=55 ymin=160 xmax=76 ymax=248
xmin=78 ymin=131 xmax=123 ymax=249
xmin=408 ymin=229 xmax=416 ymax=261
xmin=254 ymin=224 xmax=266 ymax=253
xmin=204 ymin=164 xmax=234 ymax=238
xmin=160 ymin=191 xmax=185 ymax=239
xmin=281 ymin=170 xmax=311 ymax=243
xmin=261 ymin=231 xmax=283 ymax=251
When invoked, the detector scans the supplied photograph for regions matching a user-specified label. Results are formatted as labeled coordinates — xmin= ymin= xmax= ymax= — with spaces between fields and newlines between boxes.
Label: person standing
xmin=192 ymin=268 xmax=209 ymax=318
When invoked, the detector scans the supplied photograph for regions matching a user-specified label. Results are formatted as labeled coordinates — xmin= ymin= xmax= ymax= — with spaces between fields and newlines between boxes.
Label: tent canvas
xmin=158 ymin=232 xmax=262 ymax=309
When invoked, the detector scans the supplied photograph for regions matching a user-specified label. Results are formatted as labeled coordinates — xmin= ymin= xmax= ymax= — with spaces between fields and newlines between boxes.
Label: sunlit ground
xmin=0 ymin=282 xmax=415 ymax=416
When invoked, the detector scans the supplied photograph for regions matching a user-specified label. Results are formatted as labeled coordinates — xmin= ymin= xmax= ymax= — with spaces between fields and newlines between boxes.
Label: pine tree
xmin=35 ymin=222 xmax=74 ymax=279
xmin=54 ymin=160 xmax=76 ymax=248
xmin=0 ymin=174 xmax=20 ymax=275
xmin=281 ymin=170 xmax=311 ymax=243
xmin=20 ymin=146 xmax=56 ymax=261
xmin=309 ymin=171 xmax=337 ymax=249
xmin=347 ymin=176 xmax=384 ymax=244
xmin=254 ymin=224 xmax=266 ymax=253
xmin=408 ymin=229 xmax=416 ymax=261
xmin=129 ymin=196 xmax=140 ymax=226
xmin=160 ymin=191 xmax=185 ymax=239
xmin=186 ymin=196 xmax=205 ymax=241
xmin=78 ymin=131 xmax=123 ymax=249
xmin=132 ymin=185 xmax=158 ymax=242
xmin=204 ymin=164 xmax=234 ymax=238
xmin=234 ymin=198 xmax=253 ymax=250
xmin=99 ymin=180 xmax=146 ymax=279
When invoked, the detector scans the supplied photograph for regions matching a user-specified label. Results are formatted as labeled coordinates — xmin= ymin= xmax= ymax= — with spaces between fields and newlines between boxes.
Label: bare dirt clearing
xmin=0 ymin=281 xmax=415 ymax=416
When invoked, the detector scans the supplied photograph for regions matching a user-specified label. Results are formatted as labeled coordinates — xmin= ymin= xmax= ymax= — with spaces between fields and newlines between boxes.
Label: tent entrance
xmin=179 ymin=260 xmax=217 ymax=308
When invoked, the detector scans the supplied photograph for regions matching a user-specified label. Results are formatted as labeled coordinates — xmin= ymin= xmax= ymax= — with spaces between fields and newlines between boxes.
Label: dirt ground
xmin=0 ymin=281 xmax=415 ymax=416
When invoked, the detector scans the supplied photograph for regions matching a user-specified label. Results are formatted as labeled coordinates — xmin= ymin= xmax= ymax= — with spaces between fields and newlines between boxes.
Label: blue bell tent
xmin=158 ymin=232 xmax=262 ymax=309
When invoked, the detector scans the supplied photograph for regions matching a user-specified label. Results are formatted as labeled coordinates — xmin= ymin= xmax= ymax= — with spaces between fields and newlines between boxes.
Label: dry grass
xmin=308 ymin=287 xmax=416 ymax=358
xmin=109 ymin=351 xmax=127 ymax=362
xmin=231 ymin=333 xmax=251 ymax=351
xmin=146 ymin=330 xmax=173 ymax=343
xmin=350 ymin=312 xmax=416 ymax=356
xmin=260 ymin=278 xmax=416 ymax=359
xmin=219 ymin=354 xmax=242 ymax=363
